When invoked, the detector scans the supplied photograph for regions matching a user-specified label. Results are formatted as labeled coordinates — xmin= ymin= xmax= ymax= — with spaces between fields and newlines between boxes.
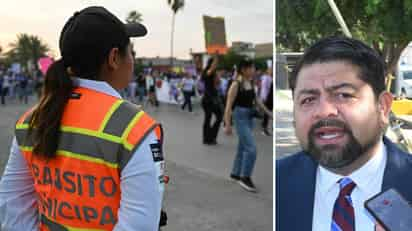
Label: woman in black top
xmin=223 ymin=59 xmax=272 ymax=192
xmin=201 ymin=56 xmax=223 ymax=145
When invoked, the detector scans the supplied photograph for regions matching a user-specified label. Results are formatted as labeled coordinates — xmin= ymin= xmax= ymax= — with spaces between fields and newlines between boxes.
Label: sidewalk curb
xmin=276 ymin=90 xmax=293 ymax=112
xmin=276 ymin=90 xmax=292 ymax=100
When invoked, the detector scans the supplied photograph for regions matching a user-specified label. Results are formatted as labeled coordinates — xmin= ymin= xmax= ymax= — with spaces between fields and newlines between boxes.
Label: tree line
xmin=277 ymin=0 xmax=412 ymax=75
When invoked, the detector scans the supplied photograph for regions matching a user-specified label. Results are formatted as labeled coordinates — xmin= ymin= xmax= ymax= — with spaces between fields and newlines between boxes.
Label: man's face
xmin=293 ymin=61 xmax=391 ymax=169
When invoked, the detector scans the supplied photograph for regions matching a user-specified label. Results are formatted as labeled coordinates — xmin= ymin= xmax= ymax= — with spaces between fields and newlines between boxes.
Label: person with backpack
xmin=223 ymin=59 xmax=272 ymax=192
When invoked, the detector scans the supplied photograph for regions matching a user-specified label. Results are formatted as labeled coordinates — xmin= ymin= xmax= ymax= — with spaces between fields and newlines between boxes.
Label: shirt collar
xmin=317 ymin=139 xmax=386 ymax=195
xmin=72 ymin=77 xmax=122 ymax=99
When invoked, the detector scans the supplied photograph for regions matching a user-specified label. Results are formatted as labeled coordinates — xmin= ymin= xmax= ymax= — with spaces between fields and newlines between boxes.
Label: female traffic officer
xmin=0 ymin=6 xmax=164 ymax=231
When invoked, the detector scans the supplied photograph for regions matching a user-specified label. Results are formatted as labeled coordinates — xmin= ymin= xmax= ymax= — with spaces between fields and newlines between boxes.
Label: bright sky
xmin=0 ymin=0 xmax=273 ymax=59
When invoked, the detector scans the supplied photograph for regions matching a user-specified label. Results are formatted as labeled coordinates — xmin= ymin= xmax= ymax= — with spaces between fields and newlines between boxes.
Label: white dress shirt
xmin=0 ymin=78 xmax=163 ymax=231
xmin=312 ymin=140 xmax=387 ymax=231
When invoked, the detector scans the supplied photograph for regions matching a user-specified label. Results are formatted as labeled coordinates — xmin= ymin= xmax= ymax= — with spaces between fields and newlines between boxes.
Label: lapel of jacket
xmin=381 ymin=137 xmax=412 ymax=196
xmin=295 ymin=154 xmax=318 ymax=230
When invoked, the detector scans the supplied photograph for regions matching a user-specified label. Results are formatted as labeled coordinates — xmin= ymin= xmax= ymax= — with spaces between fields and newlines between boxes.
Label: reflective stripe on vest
xmin=41 ymin=215 xmax=105 ymax=231
xmin=15 ymin=87 xmax=159 ymax=231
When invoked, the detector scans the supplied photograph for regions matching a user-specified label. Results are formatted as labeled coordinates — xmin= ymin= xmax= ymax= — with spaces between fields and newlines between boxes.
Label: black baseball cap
xmin=59 ymin=6 xmax=147 ymax=72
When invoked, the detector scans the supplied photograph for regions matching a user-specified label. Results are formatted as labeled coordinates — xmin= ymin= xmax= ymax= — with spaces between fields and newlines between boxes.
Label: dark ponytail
xmin=28 ymin=59 xmax=74 ymax=158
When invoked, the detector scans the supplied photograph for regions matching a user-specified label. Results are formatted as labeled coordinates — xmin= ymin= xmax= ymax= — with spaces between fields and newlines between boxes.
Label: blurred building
xmin=229 ymin=42 xmax=273 ymax=59
xmin=400 ymin=42 xmax=412 ymax=65
xmin=255 ymin=43 xmax=273 ymax=59
xmin=231 ymin=42 xmax=256 ymax=58
xmin=276 ymin=52 xmax=303 ymax=90
xmin=136 ymin=57 xmax=193 ymax=73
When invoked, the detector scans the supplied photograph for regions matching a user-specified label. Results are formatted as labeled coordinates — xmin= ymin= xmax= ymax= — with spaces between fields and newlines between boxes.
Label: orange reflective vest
xmin=15 ymin=86 xmax=162 ymax=231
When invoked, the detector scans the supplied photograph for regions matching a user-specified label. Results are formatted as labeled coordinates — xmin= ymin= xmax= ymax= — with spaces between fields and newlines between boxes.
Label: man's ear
xmin=378 ymin=91 xmax=393 ymax=125
xmin=107 ymin=48 xmax=120 ymax=70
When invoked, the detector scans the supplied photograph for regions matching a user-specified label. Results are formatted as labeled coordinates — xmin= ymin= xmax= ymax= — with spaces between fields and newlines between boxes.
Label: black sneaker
xmin=203 ymin=140 xmax=217 ymax=145
xmin=230 ymin=174 xmax=241 ymax=182
xmin=209 ymin=140 xmax=217 ymax=145
xmin=261 ymin=129 xmax=272 ymax=136
xmin=239 ymin=177 xmax=257 ymax=192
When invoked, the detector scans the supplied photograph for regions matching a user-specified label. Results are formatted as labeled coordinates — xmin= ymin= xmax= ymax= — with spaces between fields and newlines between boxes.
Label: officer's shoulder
xmin=119 ymin=101 xmax=158 ymax=127
xmin=121 ymin=101 xmax=143 ymax=113
xmin=125 ymin=100 xmax=159 ymax=120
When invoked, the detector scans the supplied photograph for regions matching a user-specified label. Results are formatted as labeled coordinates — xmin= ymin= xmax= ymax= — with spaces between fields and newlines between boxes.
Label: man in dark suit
xmin=276 ymin=36 xmax=412 ymax=231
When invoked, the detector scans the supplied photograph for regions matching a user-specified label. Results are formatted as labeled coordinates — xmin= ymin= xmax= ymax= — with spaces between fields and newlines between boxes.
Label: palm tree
xmin=167 ymin=0 xmax=185 ymax=67
xmin=126 ymin=10 xmax=143 ymax=23
xmin=7 ymin=34 xmax=49 ymax=70
xmin=29 ymin=35 xmax=49 ymax=66
xmin=125 ymin=11 xmax=143 ymax=62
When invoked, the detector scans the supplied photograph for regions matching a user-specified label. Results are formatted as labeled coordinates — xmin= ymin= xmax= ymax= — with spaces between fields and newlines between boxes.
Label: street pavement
xmin=275 ymin=90 xmax=300 ymax=160
xmin=0 ymin=96 xmax=273 ymax=231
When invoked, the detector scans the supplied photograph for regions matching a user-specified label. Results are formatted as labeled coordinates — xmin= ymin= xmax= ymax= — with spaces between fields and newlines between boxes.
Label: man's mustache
xmin=309 ymin=119 xmax=350 ymax=137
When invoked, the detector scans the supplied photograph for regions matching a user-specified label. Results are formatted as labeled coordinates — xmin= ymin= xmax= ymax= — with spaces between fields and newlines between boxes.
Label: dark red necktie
xmin=331 ymin=178 xmax=356 ymax=231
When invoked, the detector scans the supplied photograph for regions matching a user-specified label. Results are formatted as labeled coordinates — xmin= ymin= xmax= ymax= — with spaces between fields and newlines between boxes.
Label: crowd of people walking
xmin=1 ymin=53 xmax=273 ymax=194
xmin=0 ymin=69 xmax=43 ymax=105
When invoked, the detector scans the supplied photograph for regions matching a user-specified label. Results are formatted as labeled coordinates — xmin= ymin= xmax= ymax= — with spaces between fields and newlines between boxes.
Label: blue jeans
xmin=231 ymin=107 xmax=257 ymax=177
xmin=137 ymin=86 xmax=145 ymax=102
xmin=181 ymin=90 xmax=193 ymax=112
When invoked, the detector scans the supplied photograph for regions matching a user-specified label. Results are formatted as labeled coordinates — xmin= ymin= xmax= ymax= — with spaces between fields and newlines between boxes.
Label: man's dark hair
xmin=290 ymin=36 xmax=385 ymax=98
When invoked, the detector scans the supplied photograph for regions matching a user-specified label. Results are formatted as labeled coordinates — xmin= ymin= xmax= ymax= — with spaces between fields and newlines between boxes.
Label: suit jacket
xmin=276 ymin=137 xmax=412 ymax=231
